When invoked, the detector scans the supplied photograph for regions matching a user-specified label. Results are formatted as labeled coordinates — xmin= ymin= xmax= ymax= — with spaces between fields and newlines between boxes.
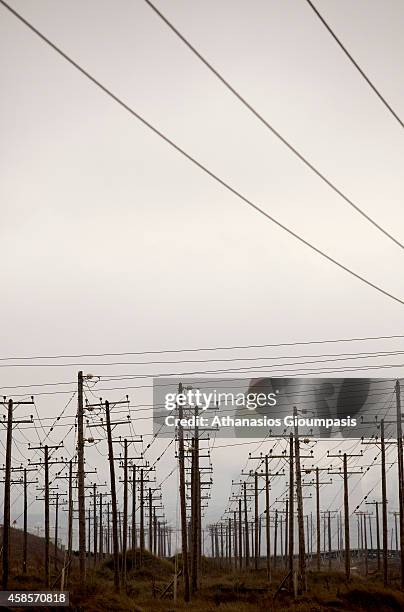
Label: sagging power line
xmin=1 ymin=0 xmax=403 ymax=307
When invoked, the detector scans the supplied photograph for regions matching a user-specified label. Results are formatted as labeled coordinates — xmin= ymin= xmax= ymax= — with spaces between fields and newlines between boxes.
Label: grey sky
xmin=1 ymin=0 xmax=404 ymax=545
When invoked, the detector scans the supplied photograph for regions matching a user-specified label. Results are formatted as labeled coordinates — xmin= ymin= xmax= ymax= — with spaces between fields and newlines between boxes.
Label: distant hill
xmin=0 ymin=525 xmax=66 ymax=576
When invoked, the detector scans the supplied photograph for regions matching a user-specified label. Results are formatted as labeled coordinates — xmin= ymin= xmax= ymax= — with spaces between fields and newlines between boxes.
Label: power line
xmin=1 ymin=348 xmax=404 ymax=370
xmin=0 ymin=334 xmax=403 ymax=362
xmin=15 ymin=385 xmax=398 ymax=426
xmin=15 ymin=403 xmax=400 ymax=433
xmin=304 ymin=0 xmax=404 ymax=130
xmin=1 ymin=0 xmax=403 ymax=307
xmin=1 ymin=363 xmax=402 ymax=399
xmin=0 ymin=349 xmax=403 ymax=394
xmin=143 ymin=0 xmax=404 ymax=250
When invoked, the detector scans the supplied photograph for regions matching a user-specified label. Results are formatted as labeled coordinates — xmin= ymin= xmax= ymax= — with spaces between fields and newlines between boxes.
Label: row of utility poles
xmin=222 ymin=448 xmax=369 ymax=592
xmin=214 ymin=380 xmax=404 ymax=595
xmin=2 ymin=377 xmax=404 ymax=601
xmin=1 ymin=397 xmax=34 ymax=589
xmin=210 ymin=507 xmax=346 ymax=569
xmin=1 ymin=373 xmax=173 ymax=592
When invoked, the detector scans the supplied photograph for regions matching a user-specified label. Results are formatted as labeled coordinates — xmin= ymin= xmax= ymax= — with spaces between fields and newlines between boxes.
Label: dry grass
xmin=0 ymin=525 xmax=67 ymax=586
xmin=3 ymin=536 xmax=404 ymax=611
xmin=67 ymin=558 xmax=404 ymax=612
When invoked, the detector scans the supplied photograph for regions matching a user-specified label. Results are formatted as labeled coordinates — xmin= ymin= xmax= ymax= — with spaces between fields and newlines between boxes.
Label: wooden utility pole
xmin=233 ymin=510 xmax=238 ymax=568
xmin=280 ymin=514 xmax=284 ymax=564
xmin=363 ymin=513 xmax=368 ymax=576
xmin=365 ymin=501 xmax=381 ymax=570
xmin=328 ymin=511 xmax=332 ymax=569
xmin=77 ymin=371 xmax=86 ymax=578
xmin=177 ymin=383 xmax=190 ymax=602
xmin=288 ymin=433 xmax=294 ymax=590
xmin=395 ymin=380 xmax=404 ymax=587
xmin=306 ymin=514 xmax=310 ymax=565
xmin=343 ymin=454 xmax=350 ymax=580
xmin=381 ymin=419 xmax=388 ymax=585
xmin=93 ymin=483 xmax=98 ymax=566
xmin=191 ymin=434 xmax=200 ymax=593
xmin=1 ymin=398 xmax=33 ymax=589
xmin=23 ymin=468 xmax=28 ymax=573
xmin=107 ymin=503 xmax=110 ymax=555
xmin=131 ymin=463 xmax=136 ymax=567
xmin=265 ymin=456 xmax=271 ymax=581
xmin=2 ymin=399 xmax=13 ymax=590
xmin=106 ymin=400 xmax=120 ymax=591
xmin=238 ymin=498 xmax=242 ymax=570
xmin=54 ymin=493 xmax=59 ymax=571
xmin=99 ymin=492 xmax=103 ymax=560
xmin=285 ymin=498 xmax=289 ymax=569
xmin=211 ymin=526 xmax=215 ymax=560
xmin=254 ymin=471 xmax=259 ymax=570
xmin=274 ymin=509 xmax=278 ymax=567
xmin=198 ymin=482 xmax=203 ymax=570
xmin=67 ymin=460 xmax=73 ymax=578
xmin=368 ymin=514 xmax=373 ymax=552
xmin=148 ymin=487 xmax=153 ymax=552
xmin=30 ymin=443 xmax=64 ymax=588
xmin=140 ymin=468 xmax=145 ymax=565
xmin=152 ymin=505 xmax=156 ymax=553
xmin=328 ymin=450 xmax=363 ymax=580
xmin=293 ymin=409 xmax=306 ymax=592
xmin=316 ymin=468 xmax=320 ymax=570
xmin=122 ymin=438 xmax=128 ymax=585
xmin=118 ymin=511 xmax=122 ymax=555
xmin=391 ymin=511 xmax=399 ymax=551
xmin=243 ymin=482 xmax=250 ymax=567
xmin=87 ymin=507 xmax=92 ymax=561
xmin=228 ymin=517 xmax=232 ymax=568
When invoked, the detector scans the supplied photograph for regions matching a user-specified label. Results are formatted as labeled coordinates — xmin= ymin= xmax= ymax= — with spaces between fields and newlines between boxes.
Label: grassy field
xmin=6 ymin=552 xmax=404 ymax=611
xmin=64 ymin=559 xmax=404 ymax=611
xmin=2 ymin=532 xmax=404 ymax=612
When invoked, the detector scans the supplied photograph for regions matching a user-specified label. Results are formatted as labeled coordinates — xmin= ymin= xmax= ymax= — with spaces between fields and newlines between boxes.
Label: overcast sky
xmin=1 ymin=0 xmax=404 ymax=548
